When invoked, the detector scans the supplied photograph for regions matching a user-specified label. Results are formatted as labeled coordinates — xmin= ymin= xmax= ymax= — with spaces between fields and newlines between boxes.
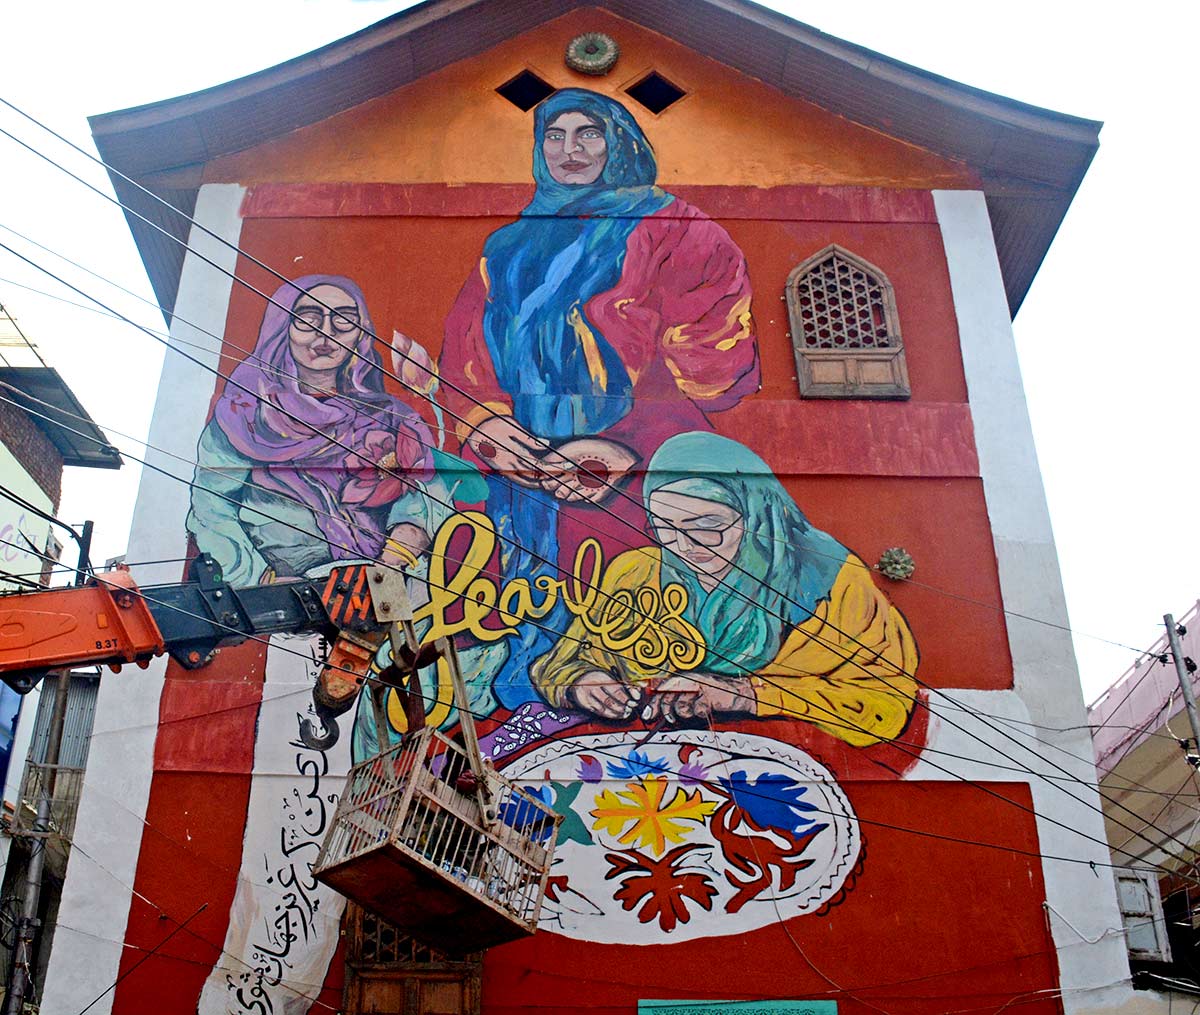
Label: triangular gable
xmin=203 ymin=10 xmax=976 ymax=192
xmin=89 ymin=0 xmax=1099 ymax=320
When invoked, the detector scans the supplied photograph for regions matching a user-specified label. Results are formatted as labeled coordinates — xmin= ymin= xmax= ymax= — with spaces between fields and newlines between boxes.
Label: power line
xmin=0 ymin=253 xmax=937 ymax=743
xmin=0 ymin=272 xmax=1180 ymax=771
xmin=1 ymin=375 xmax=1184 ymax=842
xmin=0 ymin=133 xmax=1164 ymax=860
xmin=0 ymin=300 xmax=48 ymax=369
xmin=0 ymin=275 xmax=128 ymax=321
xmin=0 ymin=79 xmax=1180 ymax=1015
xmin=77 ymin=901 xmax=209 ymax=1015
xmin=0 ymin=235 xmax=1150 ymax=665
xmin=0 ymin=102 xmax=1146 ymax=719
xmin=0 ymin=112 xmax=1148 ymax=697
xmin=0 ymin=249 xmax=1162 ymax=679
xmin=2 ymin=114 xmax=1190 ymax=876
xmin=0 ymin=250 xmax=1191 ymax=879
xmin=0 ymin=548 xmax=1187 ymax=904
xmin=0 ymin=510 xmax=1176 ymax=1007
xmin=0 ymin=516 xmax=1179 ymax=888
xmin=62 ymin=839 xmax=339 ymax=1012
xmin=1111 ymin=768 xmax=1200 ymax=862
xmin=0 ymin=242 xmax=1152 ymax=863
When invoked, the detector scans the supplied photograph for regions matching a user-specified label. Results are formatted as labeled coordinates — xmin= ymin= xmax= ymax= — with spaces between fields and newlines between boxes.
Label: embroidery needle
xmin=633 ymin=716 xmax=668 ymax=748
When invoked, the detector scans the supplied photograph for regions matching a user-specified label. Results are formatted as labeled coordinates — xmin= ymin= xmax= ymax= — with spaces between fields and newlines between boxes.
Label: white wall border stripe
xmin=934 ymin=189 xmax=1140 ymax=1014
xmin=41 ymin=184 xmax=247 ymax=1015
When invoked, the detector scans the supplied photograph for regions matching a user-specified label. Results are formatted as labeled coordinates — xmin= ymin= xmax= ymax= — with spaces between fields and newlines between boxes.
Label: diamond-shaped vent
xmin=496 ymin=70 xmax=555 ymax=111
xmin=625 ymin=71 xmax=686 ymax=114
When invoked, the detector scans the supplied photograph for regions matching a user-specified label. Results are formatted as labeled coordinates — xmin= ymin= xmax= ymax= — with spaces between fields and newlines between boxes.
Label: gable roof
xmin=89 ymin=0 xmax=1100 ymax=322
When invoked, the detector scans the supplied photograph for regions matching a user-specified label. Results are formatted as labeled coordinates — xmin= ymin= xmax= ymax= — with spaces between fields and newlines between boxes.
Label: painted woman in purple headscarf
xmin=187 ymin=275 xmax=441 ymax=586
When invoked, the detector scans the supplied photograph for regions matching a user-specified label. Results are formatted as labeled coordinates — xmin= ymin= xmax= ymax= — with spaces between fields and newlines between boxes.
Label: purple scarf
xmin=214 ymin=274 xmax=433 ymax=559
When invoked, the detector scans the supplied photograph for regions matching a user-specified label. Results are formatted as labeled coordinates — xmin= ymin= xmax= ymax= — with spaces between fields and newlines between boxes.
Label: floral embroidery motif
xmin=591 ymin=775 xmax=716 ymax=855
xmin=500 ymin=731 xmax=862 ymax=944
xmin=341 ymin=424 xmax=432 ymax=507
xmin=605 ymin=844 xmax=718 ymax=931
xmin=604 ymin=747 xmax=671 ymax=781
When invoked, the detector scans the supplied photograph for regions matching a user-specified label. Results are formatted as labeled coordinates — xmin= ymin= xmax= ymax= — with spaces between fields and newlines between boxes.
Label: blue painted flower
xmin=606 ymin=748 xmax=671 ymax=780
xmin=718 ymin=770 xmax=825 ymax=835
xmin=498 ymin=784 xmax=557 ymax=842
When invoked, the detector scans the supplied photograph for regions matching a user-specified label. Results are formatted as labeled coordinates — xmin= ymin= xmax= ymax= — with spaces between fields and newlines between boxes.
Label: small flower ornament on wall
xmin=877 ymin=547 xmax=916 ymax=581
xmin=566 ymin=32 xmax=620 ymax=75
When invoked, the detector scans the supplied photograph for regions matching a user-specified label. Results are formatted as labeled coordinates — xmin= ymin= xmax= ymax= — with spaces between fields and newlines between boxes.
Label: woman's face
xmin=647 ymin=488 xmax=744 ymax=589
xmin=288 ymin=284 xmax=359 ymax=377
xmin=542 ymin=111 xmax=608 ymax=185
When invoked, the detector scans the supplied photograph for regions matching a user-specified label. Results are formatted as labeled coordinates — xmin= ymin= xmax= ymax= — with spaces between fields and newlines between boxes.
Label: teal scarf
xmin=643 ymin=432 xmax=847 ymax=674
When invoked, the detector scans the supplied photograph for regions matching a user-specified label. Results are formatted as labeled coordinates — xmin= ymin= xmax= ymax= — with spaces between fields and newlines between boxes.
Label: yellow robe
xmin=530 ymin=548 xmax=918 ymax=747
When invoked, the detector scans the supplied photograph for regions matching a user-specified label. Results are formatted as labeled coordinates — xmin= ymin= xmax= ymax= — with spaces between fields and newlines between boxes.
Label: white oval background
xmin=501 ymin=730 xmax=861 ymax=944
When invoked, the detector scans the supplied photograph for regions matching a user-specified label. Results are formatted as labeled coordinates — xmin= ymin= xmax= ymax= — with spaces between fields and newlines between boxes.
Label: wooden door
xmin=345 ymin=969 xmax=476 ymax=1014
xmin=343 ymin=906 xmax=481 ymax=1015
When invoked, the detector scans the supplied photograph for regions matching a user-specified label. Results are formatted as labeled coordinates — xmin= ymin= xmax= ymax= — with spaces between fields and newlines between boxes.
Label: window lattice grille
xmin=356 ymin=909 xmax=445 ymax=966
xmin=794 ymin=253 xmax=896 ymax=350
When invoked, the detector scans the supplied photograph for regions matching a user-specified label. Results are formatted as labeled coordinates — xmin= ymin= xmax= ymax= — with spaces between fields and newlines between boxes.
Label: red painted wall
xmin=111 ymin=181 xmax=1046 ymax=1014
xmin=105 ymin=11 xmax=1061 ymax=1009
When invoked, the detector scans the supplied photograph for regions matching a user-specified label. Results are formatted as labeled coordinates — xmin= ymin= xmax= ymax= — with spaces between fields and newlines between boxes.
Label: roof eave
xmin=0 ymin=368 xmax=123 ymax=470
xmin=89 ymin=0 xmax=1100 ymax=323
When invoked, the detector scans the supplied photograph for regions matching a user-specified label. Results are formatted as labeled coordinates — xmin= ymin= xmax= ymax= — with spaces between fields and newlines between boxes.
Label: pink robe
xmin=439 ymin=198 xmax=760 ymax=565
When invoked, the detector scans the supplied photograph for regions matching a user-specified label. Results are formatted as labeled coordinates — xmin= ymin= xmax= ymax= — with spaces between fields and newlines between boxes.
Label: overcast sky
xmin=0 ymin=1 xmax=1195 ymax=700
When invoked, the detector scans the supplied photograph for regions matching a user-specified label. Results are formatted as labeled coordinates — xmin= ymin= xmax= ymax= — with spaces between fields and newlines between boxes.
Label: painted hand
xmin=381 ymin=522 xmax=431 ymax=570
xmin=569 ymin=670 xmax=644 ymax=720
xmin=537 ymin=437 xmax=636 ymax=505
xmin=642 ymin=674 xmax=755 ymax=724
xmin=468 ymin=415 xmax=553 ymax=487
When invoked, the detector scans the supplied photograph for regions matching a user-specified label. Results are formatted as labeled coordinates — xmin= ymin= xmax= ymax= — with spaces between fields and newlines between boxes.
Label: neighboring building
xmin=1090 ymin=602 xmax=1200 ymax=998
xmin=35 ymin=3 xmax=1162 ymax=1013
xmin=0 ymin=300 xmax=119 ymax=1003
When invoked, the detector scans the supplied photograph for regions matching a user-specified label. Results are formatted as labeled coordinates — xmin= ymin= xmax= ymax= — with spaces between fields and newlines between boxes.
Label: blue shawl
xmin=481 ymin=89 xmax=674 ymax=440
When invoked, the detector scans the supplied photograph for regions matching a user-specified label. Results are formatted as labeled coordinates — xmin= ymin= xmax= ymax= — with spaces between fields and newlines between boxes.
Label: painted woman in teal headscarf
xmin=531 ymin=432 xmax=919 ymax=748
xmin=439 ymin=90 xmax=760 ymax=711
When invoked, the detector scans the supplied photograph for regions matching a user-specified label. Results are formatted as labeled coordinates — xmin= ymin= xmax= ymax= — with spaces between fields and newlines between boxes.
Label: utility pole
xmin=5 ymin=672 xmax=69 ymax=1014
xmin=1165 ymin=614 xmax=1200 ymax=769
xmin=5 ymin=524 xmax=89 ymax=1013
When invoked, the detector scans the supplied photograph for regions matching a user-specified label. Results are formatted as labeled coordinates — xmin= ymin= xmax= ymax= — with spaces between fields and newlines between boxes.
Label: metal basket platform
xmin=315 ymin=726 xmax=560 ymax=954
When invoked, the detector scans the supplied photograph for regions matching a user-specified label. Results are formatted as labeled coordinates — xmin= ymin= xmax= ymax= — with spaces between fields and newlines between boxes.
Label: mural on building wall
xmin=188 ymin=88 xmax=920 ymax=1009
xmin=187 ymin=273 xmax=445 ymax=584
xmin=503 ymin=729 xmax=863 ymax=943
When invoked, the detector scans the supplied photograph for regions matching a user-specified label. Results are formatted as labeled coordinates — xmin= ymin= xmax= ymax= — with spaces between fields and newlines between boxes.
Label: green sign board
xmin=639 ymin=1003 xmax=837 ymax=1015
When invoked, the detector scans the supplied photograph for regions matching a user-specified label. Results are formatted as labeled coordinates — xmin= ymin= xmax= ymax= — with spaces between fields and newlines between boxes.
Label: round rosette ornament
xmin=565 ymin=32 xmax=620 ymax=75
xmin=877 ymin=547 xmax=916 ymax=581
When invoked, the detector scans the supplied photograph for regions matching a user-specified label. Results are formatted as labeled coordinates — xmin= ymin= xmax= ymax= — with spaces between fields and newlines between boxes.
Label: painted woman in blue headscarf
xmin=531 ymin=432 xmax=919 ymax=748
xmin=439 ymin=90 xmax=760 ymax=710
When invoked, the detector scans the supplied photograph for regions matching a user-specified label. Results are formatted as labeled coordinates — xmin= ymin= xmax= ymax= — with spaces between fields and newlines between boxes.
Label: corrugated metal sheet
xmin=30 ymin=673 xmax=99 ymax=769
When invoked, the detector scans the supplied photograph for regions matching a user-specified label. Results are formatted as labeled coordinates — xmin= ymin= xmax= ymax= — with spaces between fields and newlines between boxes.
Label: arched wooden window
xmin=786 ymin=244 xmax=910 ymax=399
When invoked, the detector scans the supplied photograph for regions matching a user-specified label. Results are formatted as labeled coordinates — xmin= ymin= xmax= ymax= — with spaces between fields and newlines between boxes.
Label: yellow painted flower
xmin=591 ymin=776 xmax=716 ymax=856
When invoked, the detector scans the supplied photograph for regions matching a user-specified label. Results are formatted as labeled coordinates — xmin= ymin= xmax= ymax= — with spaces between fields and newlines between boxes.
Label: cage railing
xmin=315 ymin=725 xmax=560 ymax=951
